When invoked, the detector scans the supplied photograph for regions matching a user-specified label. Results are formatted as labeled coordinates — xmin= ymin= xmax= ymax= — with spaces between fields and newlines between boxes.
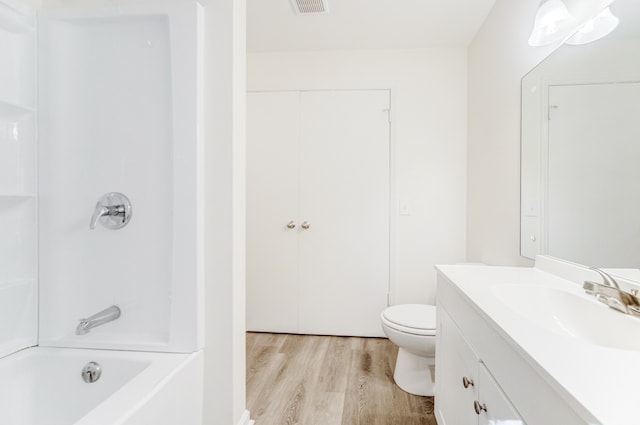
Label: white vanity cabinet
xmin=435 ymin=263 xmax=602 ymax=425
xmin=436 ymin=306 xmax=525 ymax=425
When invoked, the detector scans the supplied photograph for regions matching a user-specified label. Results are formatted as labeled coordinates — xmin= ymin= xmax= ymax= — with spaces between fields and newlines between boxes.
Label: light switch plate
xmin=399 ymin=199 xmax=411 ymax=216
xmin=523 ymin=199 xmax=539 ymax=217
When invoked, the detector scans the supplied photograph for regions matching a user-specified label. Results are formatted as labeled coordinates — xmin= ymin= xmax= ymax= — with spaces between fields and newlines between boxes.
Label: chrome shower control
xmin=90 ymin=192 xmax=132 ymax=230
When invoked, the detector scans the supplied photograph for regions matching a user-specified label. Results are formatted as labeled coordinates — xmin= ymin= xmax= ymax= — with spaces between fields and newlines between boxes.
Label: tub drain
xmin=81 ymin=361 xmax=102 ymax=383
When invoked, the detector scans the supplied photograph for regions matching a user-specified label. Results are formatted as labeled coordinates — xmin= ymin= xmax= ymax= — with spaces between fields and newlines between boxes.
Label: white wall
xmin=521 ymin=33 xmax=640 ymax=265
xmin=466 ymin=0 xmax=557 ymax=266
xmin=248 ymin=49 xmax=467 ymax=305
xmin=202 ymin=0 xmax=247 ymax=424
xmin=467 ymin=0 xmax=611 ymax=266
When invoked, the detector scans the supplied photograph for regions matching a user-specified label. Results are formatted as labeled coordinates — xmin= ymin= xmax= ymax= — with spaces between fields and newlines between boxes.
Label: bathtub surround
xmin=37 ymin=0 xmax=203 ymax=354
xmin=0 ymin=0 xmax=37 ymax=360
xmin=0 ymin=0 xmax=243 ymax=423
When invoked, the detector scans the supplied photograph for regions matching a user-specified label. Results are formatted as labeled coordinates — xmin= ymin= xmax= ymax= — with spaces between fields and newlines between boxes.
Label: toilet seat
xmin=382 ymin=304 xmax=436 ymax=336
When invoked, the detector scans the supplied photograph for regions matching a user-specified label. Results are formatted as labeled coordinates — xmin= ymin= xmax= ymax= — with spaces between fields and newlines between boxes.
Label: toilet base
xmin=392 ymin=348 xmax=435 ymax=396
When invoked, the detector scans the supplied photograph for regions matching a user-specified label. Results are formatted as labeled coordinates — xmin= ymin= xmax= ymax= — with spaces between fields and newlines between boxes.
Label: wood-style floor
xmin=246 ymin=332 xmax=437 ymax=425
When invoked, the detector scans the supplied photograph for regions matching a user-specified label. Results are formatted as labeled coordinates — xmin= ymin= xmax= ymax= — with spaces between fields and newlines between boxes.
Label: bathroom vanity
xmin=435 ymin=256 xmax=640 ymax=425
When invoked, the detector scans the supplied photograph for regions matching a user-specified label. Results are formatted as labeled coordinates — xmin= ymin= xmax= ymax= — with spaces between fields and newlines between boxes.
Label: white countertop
xmin=435 ymin=256 xmax=640 ymax=425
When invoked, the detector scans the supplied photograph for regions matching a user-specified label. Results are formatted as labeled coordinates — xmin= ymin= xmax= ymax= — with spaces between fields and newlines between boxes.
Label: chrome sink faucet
xmin=76 ymin=305 xmax=121 ymax=335
xmin=583 ymin=268 xmax=640 ymax=317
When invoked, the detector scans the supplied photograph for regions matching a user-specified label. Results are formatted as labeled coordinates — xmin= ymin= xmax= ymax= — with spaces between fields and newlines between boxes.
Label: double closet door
xmin=246 ymin=90 xmax=390 ymax=337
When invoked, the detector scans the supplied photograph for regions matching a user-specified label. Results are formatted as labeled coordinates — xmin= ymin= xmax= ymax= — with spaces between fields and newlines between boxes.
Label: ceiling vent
xmin=290 ymin=0 xmax=329 ymax=16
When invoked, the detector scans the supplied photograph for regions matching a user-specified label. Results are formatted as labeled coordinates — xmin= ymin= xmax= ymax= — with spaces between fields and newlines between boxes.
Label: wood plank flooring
xmin=246 ymin=332 xmax=437 ymax=425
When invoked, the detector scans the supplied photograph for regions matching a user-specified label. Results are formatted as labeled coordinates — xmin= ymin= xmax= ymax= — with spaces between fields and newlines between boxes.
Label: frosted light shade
xmin=528 ymin=0 xmax=575 ymax=47
xmin=566 ymin=7 xmax=619 ymax=45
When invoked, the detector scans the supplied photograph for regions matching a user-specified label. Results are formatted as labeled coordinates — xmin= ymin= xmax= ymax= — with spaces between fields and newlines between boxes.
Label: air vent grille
xmin=290 ymin=0 xmax=329 ymax=15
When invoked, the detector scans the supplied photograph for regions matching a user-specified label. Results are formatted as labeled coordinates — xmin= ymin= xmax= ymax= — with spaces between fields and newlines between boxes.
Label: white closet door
xmin=246 ymin=92 xmax=300 ymax=333
xmin=298 ymin=90 xmax=390 ymax=337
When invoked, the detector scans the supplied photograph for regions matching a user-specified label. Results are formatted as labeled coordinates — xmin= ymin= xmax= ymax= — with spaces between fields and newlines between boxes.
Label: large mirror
xmin=521 ymin=0 xmax=640 ymax=269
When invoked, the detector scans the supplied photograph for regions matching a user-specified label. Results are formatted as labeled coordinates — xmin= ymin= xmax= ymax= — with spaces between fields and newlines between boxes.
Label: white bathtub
xmin=0 ymin=347 xmax=203 ymax=425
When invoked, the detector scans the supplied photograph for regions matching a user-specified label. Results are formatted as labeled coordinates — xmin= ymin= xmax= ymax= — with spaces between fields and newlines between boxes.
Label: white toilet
xmin=380 ymin=304 xmax=437 ymax=396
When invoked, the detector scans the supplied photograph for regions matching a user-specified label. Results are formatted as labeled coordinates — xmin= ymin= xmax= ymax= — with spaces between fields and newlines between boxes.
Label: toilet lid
xmin=382 ymin=304 xmax=436 ymax=333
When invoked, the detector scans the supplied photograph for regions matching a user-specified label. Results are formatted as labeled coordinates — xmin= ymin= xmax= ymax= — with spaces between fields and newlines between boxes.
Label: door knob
xmin=462 ymin=376 xmax=474 ymax=388
xmin=286 ymin=221 xmax=296 ymax=229
xmin=473 ymin=400 xmax=487 ymax=415
xmin=301 ymin=221 xmax=310 ymax=229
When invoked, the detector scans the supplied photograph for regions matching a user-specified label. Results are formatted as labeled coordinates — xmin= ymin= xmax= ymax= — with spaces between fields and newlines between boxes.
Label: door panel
xmin=478 ymin=364 xmax=525 ymax=425
xmin=435 ymin=307 xmax=479 ymax=425
xmin=247 ymin=90 xmax=391 ymax=337
xmin=246 ymin=92 xmax=300 ymax=333
xmin=297 ymin=90 xmax=390 ymax=336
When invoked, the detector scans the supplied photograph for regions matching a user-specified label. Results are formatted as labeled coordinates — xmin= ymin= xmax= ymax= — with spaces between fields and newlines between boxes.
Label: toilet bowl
xmin=380 ymin=304 xmax=436 ymax=396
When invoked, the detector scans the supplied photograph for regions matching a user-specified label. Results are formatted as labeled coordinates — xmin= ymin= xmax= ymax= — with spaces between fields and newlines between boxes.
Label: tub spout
xmin=76 ymin=305 xmax=121 ymax=335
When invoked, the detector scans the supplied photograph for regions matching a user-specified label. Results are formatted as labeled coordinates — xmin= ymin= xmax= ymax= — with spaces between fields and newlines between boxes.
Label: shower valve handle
xmin=89 ymin=192 xmax=132 ymax=230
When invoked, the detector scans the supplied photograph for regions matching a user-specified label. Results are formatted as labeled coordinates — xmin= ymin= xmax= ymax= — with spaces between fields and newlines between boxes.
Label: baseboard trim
xmin=236 ymin=410 xmax=254 ymax=425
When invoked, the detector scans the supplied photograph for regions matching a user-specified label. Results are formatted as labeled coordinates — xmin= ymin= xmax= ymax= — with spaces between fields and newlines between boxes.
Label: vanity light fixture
xmin=566 ymin=7 xmax=619 ymax=45
xmin=528 ymin=0 xmax=575 ymax=46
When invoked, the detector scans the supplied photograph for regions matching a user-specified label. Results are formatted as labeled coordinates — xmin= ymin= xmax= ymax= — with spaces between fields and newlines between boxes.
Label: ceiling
xmin=246 ymin=0 xmax=497 ymax=52
xmin=611 ymin=0 xmax=640 ymax=39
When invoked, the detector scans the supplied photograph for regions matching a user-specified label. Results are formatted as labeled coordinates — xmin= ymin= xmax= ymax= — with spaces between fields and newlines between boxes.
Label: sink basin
xmin=492 ymin=284 xmax=640 ymax=351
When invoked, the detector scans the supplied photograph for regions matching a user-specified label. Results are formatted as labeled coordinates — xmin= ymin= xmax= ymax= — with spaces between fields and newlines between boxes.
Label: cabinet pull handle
xmin=301 ymin=221 xmax=310 ymax=229
xmin=462 ymin=376 xmax=474 ymax=388
xmin=286 ymin=221 xmax=296 ymax=229
xmin=473 ymin=400 xmax=487 ymax=415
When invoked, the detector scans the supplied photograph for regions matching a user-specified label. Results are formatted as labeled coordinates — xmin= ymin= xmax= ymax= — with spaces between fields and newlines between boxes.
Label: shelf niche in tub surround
xmin=0 ymin=0 xmax=37 ymax=359
xmin=435 ymin=256 xmax=640 ymax=425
